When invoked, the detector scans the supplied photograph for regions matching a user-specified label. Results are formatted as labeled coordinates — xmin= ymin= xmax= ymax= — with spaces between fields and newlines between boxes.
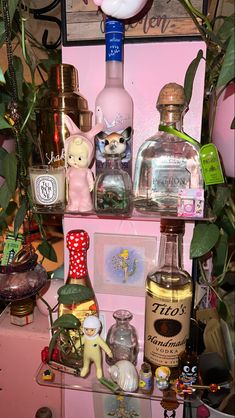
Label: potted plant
xmin=0 ymin=0 xmax=61 ymax=262
xmin=180 ymin=0 xmax=235 ymax=415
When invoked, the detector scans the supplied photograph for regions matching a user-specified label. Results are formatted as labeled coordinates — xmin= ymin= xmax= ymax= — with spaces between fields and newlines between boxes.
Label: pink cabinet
xmin=0 ymin=307 xmax=62 ymax=418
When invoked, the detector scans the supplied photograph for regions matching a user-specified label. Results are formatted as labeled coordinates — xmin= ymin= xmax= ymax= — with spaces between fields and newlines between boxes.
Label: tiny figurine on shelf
xmin=80 ymin=315 xmax=113 ymax=379
xmin=42 ymin=368 xmax=54 ymax=381
xmin=64 ymin=115 xmax=103 ymax=212
xmin=108 ymin=360 xmax=139 ymax=392
xmin=155 ymin=366 xmax=171 ymax=390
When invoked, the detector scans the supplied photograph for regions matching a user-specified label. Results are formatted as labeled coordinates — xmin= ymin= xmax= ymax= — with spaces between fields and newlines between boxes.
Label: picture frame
xmin=93 ymin=392 xmax=152 ymax=418
xmin=61 ymin=0 xmax=205 ymax=46
xmin=93 ymin=233 xmax=157 ymax=296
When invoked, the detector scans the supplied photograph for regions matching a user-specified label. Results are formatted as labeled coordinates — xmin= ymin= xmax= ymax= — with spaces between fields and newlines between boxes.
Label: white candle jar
xmin=29 ymin=165 xmax=66 ymax=211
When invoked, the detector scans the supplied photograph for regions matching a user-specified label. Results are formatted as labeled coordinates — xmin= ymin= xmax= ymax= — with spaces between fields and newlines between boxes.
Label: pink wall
xmin=62 ymin=39 xmax=205 ymax=418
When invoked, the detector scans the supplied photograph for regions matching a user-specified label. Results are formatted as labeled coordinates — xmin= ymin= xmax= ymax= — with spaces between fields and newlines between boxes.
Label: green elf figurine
xmin=80 ymin=315 xmax=113 ymax=379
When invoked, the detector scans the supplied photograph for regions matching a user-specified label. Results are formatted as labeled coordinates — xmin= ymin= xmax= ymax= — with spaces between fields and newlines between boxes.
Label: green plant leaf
xmin=0 ymin=181 xmax=12 ymax=209
xmin=0 ymin=115 xmax=11 ymax=130
xmin=52 ymin=314 xmax=81 ymax=330
xmin=212 ymin=185 xmax=231 ymax=216
xmin=184 ymin=49 xmax=204 ymax=104
xmin=14 ymin=196 xmax=27 ymax=238
xmin=13 ymin=56 xmax=23 ymax=101
xmin=231 ymin=116 xmax=235 ymax=129
xmin=2 ymin=152 xmax=17 ymax=194
xmin=190 ymin=223 xmax=220 ymax=258
xmin=38 ymin=240 xmax=57 ymax=262
xmin=217 ymin=299 xmax=228 ymax=321
xmin=217 ymin=13 xmax=235 ymax=43
xmin=5 ymin=200 xmax=17 ymax=215
xmin=217 ymin=32 xmax=235 ymax=88
xmin=58 ymin=284 xmax=94 ymax=304
xmin=213 ymin=232 xmax=228 ymax=277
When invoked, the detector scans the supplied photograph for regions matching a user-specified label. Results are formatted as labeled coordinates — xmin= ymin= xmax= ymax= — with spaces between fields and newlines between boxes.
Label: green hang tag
xmin=199 ymin=144 xmax=224 ymax=185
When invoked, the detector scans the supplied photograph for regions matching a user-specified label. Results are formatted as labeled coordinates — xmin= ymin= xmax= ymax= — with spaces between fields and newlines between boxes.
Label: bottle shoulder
xmin=96 ymin=85 xmax=133 ymax=104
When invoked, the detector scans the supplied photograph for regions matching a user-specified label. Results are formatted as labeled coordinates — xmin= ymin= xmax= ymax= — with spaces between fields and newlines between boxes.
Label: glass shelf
xmin=36 ymin=361 xmax=185 ymax=404
xmin=34 ymin=207 xmax=215 ymax=223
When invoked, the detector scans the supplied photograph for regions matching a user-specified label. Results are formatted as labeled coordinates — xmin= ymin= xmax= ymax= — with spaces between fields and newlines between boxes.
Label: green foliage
xmin=190 ymin=223 xmax=220 ymax=258
xmin=0 ymin=1 xmax=61 ymax=262
xmin=52 ymin=314 xmax=81 ymax=330
xmin=58 ymin=284 xmax=94 ymax=305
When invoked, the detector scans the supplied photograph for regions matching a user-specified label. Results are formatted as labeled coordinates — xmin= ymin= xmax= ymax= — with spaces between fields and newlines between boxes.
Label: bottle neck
xmin=105 ymin=61 xmax=123 ymax=87
xmin=158 ymin=232 xmax=183 ymax=271
xmin=68 ymin=249 xmax=88 ymax=280
xmin=104 ymin=155 xmax=122 ymax=169
xmin=158 ymin=104 xmax=185 ymax=131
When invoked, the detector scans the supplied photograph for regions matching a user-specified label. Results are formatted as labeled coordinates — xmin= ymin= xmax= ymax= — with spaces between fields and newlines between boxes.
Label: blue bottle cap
xmin=105 ymin=18 xmax=124 ymax=35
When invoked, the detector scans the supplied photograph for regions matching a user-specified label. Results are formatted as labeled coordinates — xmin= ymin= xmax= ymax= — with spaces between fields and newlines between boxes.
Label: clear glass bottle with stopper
xmin=133 ymin=82 xmax=203 ymax=215
xmin=144 ymin=219 xmax=193 ymax=376
xmin=93 ymin=152 xmax=133 ymax=216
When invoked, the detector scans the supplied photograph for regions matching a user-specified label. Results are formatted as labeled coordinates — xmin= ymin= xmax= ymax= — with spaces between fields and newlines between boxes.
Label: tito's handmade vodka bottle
xmin=133 ymin=83 xmax=203 ymax=215
xmin=95 ymin=18 xmax=133 ymax=178
xmin=144 ymin=219 xmax=192 ymax=373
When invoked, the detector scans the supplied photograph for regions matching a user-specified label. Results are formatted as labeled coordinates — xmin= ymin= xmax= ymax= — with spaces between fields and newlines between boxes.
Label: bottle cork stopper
xmin=157 ymin=83 xmax=186 ymax=106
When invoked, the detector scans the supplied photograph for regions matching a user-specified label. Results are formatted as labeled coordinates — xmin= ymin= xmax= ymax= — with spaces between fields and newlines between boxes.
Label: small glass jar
xmin=139 ymin=362 xmax=153 ymax=394
xmin=10 ymin=297 xmax=34 ymax=326
xmin=106 ymin=309 xmax=139 ymax=365
xmin=93 ymin=154 xmax=133 ymax=216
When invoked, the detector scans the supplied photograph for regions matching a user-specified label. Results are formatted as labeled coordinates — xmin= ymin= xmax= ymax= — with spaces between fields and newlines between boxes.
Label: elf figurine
xmin=80 ymin=316 xmax=113 ymax=379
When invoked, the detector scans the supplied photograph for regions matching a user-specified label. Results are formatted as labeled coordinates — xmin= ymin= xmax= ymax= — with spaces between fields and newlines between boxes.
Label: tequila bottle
xmin=133 ymin=83 xmax=203 ymax=215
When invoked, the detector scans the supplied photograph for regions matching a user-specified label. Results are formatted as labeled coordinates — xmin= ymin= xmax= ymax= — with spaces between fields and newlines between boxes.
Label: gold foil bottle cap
xmin=49 ymin=64 xmax=79 ymax=92
xmin=157 ymin=83 xmax=186 ymax=106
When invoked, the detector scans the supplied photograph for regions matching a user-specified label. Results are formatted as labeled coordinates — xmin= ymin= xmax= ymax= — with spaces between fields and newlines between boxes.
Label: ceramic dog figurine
xmin=64 ymin=115 xmax=103 ymax=212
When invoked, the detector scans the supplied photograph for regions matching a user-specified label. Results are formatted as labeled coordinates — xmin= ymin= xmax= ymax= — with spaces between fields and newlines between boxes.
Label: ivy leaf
xmin=212 ymin=185 xmax=231 ymax=216
xmin=213 ymin=232 xmax=228 ymax=277
xmin=38 ymin=240 xmax=57 ymax=262
xmin=217 ymin=32 xmax=235 ymax=88
xmin=13 ymin=56 xmax=23 ymax=101
xmin=184 ymin=49 xmax=204 ymax=104
xmin=52 ymin=314 xmax=81 ymax=330
xmin=217 ymin=300 xmax=228 ymax=322
xmin=0 ymin=181 xmax=12 ymax=209
xmin=2 ymin=152 xmax=17 ymax=194
xmin=14 ymin=197 xmax=27 ymax=238
xmin=58 ymin=284 xmax=93 ymax=304
xmin=217 ymin=13 xmax=235 ymax=43
xmin=190 ymin=223 xmax=220 ymax=258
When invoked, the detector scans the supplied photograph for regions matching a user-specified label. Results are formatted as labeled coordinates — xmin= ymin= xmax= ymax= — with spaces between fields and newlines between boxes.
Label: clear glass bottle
xmin=35 ymin=64 xmax=92 ymax=166
xmin=106 ymin=310 xmax=139 ymax=365
xmin=144 ymin=219 xmax=192 ymax=375
xmin=58 ymin=229 xmax=98 ymax=322
xmin=93 ymin=153 xmax=133 ymax=216
xmin=133 ymin=82 xmax=203 ymax=215
xmin=95 ymin=18 xmax=133 ymax=178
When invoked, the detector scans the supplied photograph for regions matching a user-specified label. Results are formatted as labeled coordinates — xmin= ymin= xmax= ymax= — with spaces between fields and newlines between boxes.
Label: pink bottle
xmin=64 ymin=115 xmax=103 ymax=212
xmin=95 ymin=18 xmax=134 ymax=178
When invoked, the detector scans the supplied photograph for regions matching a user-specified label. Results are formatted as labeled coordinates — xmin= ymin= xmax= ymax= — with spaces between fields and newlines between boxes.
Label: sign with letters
xmin=61 ymin=0 xmax=204 ymax=45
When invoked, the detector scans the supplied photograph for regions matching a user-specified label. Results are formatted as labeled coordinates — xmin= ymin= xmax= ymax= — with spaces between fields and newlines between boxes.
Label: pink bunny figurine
xmin=64 ymin=115 xmax=103 ymax=212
